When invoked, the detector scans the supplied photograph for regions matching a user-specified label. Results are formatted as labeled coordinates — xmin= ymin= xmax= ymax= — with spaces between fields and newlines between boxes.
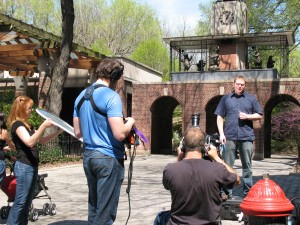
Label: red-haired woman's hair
xmin=8 ymin=95 xmax=34 ymax=130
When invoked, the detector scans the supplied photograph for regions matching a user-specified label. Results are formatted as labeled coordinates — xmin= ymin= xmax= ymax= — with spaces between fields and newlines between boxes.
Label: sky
xmin=140 ymin=0 xmax=208 ymax=30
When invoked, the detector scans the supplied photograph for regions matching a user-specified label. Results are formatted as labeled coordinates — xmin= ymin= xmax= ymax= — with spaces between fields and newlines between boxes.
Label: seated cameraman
xmin=162 ymin=127 xmax=240 ymax=225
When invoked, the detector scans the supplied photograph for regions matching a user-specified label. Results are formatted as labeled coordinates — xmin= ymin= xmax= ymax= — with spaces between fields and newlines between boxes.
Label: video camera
xmin=179 ymin=114 xmax=223 ymax=159
xmin=123 ymin=118 xmax=137 ymax=148
xmin=180 ymin=133 xmax=222 ymax=156
xmin=205 ymin=133 xmax=221 ymax=148
xmin=203 ymin=133 xmax=223 ymax=160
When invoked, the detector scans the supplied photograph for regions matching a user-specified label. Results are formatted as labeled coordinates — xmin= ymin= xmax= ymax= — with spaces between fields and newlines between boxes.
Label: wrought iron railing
xmin=44 ymin=133 xmax=83 ymax=157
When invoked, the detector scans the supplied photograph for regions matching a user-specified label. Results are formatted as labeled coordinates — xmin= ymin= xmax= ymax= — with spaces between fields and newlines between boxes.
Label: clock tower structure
xmin=211 ymin=1 xmax=247 ymax=35
xmin=211 ymin=0 xmax=248 ymax=70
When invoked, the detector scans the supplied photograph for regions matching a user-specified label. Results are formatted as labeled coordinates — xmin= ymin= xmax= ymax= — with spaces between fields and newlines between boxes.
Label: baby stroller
xmin=0 ymin=164 xmax=56 ymax=222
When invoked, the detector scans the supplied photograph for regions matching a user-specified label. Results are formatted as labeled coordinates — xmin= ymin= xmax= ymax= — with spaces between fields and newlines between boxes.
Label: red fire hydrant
xmin=240 ymin=174 xmax=294 ymax=225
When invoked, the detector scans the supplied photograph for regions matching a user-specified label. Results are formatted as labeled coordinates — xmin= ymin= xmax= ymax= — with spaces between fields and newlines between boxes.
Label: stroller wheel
xmin=43 ymin=203 xmax=50 ymax=215
xmin=29 ymin=208 xmax=39 ymax=222
xmin=29 ymin=203 xmax=33 ymax=211
xmin=0 ymin=206 xmax=9 ymax=219
xmin=50 ymin=203 xmax=56 ymax=215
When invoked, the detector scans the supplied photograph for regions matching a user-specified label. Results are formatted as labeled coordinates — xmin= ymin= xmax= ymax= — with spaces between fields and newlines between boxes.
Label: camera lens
xmin=191 ymin=114 xmax=200 ymax=127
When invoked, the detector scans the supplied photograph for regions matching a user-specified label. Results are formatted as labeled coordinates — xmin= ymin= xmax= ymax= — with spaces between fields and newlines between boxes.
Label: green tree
xmin=0 ymin=0 xmax=61 ymax=34
xmin=196 ymin=1 xmax=213 ymax=36
xmin=73 ymin=0 xmax=107 ymax=47
xmin=289 ymin=47 xmax=300 ymax=77
xmin=246 ymin=0 xmax=300 ymax=34
xmin=130 ymin=38 xmax=169 ymax=78
xmin=90 ymin=0 xmax=161 ymax=57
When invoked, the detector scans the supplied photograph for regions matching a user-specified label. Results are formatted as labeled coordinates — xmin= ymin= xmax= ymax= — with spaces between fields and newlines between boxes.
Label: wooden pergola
xmin=0 ymin=13 xmax=105 ymax=77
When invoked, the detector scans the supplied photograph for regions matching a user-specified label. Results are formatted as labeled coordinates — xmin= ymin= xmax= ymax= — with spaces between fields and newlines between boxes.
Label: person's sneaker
xmin=221 ymin=193 xmax=228 ymax=201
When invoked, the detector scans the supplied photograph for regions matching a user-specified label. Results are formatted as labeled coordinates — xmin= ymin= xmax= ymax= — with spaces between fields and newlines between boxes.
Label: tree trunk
xmin=48 ymin=0 xmax=74 ymax=117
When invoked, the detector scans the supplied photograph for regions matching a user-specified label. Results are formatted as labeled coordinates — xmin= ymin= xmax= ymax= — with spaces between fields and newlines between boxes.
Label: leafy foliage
xmin=172 ymin=105 xmax=183 ymax=150
xmin=196 ymin=1 xmax=213 ymax=36
xmin=0 ymin=0 xmax=61 ymax=35
xmin=271 ymin=102 xmax=300 ymax=153
xmin=289 ymin=47 xmax=300 ymax=78
xmin=0 ymin=89 xmax=44 ymax=129
xmin=39 ymin=144 xmax=81 ymax=164
xmin=172 ymin=130 xmax=182 ymax=151
xmin=130 ymin=38 xmax=169 ymax=78
xmin=0 ymin=89 xmax=15 ymax=116
xmin=90 ymin=0 xmax=162 ymax=57
xmin=247 ymin=0 xmax=300 ymax=33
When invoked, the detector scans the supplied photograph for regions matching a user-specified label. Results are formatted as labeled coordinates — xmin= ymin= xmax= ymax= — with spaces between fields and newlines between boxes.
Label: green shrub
xmin=39 ymin=144 xmax=81 ymax=165
xmin=172 ymin=130 xmax=182 ymax=151
xmin=271 ymin=139 xmax=298 ymax=155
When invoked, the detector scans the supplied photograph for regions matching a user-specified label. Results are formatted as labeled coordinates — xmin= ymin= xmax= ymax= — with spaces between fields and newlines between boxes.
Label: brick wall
xmin=132 ymin=79 xmax=300 ymax=160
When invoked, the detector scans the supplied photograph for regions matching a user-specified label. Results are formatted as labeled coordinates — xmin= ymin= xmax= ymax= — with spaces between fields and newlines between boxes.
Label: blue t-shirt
xmin=73 ymin=83 xmax=125 ymax=158
xmin=214 ymin=91 xmax=263 ymax=141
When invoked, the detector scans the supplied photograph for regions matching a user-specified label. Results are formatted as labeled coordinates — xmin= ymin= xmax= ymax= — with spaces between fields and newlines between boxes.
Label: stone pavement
xmin=0 ymin=154 xmax=299 ymax=225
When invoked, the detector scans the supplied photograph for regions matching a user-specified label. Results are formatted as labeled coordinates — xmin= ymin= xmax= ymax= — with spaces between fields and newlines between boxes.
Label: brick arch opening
xmin=264 ymin=94 xmax=300 ymax=158
xmin=150 ymin=96 xmax=179 ymax=154
xmin=205 ymin=95 xmax=223 ymax=135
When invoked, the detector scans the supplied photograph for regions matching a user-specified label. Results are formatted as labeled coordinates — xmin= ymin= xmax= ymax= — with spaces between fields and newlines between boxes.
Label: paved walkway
xmin=0 ymin=154 xmax=299 ymax=225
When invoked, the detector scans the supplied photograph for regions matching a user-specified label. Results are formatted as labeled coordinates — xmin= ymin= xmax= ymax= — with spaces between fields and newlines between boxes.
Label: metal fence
xmin=44 ymin=133 xmax=83 ymax=157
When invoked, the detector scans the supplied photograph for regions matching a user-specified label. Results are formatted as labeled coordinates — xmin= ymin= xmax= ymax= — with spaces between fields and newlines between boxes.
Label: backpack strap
xmin=76 ymin=84 xmax=107 ymax=116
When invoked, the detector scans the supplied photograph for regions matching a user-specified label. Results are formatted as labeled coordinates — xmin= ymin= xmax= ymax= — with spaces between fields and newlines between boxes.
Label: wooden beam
xmin=0 ymin=49 xmax=35 ymax=57
xmin=0 ymin=61 xmax=34 ymax=71
xmin=8 ymin=70 xmax=34 ymax=76
xmin=0 ymin=58 xmax=36 ymax=66
xmin=0 ymin=43 xmax=39 ymax=51
xmin=69 ymin=59 xmax=100 ymax=69
xmin=0 ymin=55 xmax=37 ymax=61
xmin=0 ymin=63 xmax=14 ymax=70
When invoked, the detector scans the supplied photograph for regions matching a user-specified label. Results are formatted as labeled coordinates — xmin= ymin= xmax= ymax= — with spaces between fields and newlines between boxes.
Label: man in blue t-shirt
xmin=73 ymin=58 xmax=135 ymax=225
xmin=214 ymin=75 xmax=263 ymax=199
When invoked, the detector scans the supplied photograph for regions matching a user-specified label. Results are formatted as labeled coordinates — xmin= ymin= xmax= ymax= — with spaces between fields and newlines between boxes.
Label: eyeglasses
xmin=235 ymin=83 xmax=245 ymax=87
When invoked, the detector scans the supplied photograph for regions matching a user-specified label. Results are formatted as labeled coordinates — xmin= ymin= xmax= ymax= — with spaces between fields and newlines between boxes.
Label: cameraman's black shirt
xmin=163 ymin=158 xmax=236 ymax=225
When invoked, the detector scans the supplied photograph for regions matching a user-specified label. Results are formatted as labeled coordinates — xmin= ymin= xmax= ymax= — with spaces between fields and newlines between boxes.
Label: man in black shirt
xmin=160 ymin=127 xmax=240 ymax=225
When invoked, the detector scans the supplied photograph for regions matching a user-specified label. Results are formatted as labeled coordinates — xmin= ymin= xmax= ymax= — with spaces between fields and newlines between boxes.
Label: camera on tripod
xmin=179 ymin=114 xmax=200 ymax=152
xmin=179 ymin=114 xmax=223 ymax=159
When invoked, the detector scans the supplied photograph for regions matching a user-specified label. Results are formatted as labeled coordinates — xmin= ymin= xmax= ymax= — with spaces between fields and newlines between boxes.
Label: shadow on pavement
xmin=49 ymin=220 xmax=88 ymax=225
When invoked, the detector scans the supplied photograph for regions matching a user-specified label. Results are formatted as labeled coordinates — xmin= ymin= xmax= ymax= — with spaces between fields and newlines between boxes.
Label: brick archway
xmin=264 ymin=94 xmax=300 ymax=158
xmin=205 ymin=96 xmax=222 ymax=135
xmin=132 ymin=79 xmax=300 ymax=160
xmin=150 ymin=96 xmax=179 ymax=154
